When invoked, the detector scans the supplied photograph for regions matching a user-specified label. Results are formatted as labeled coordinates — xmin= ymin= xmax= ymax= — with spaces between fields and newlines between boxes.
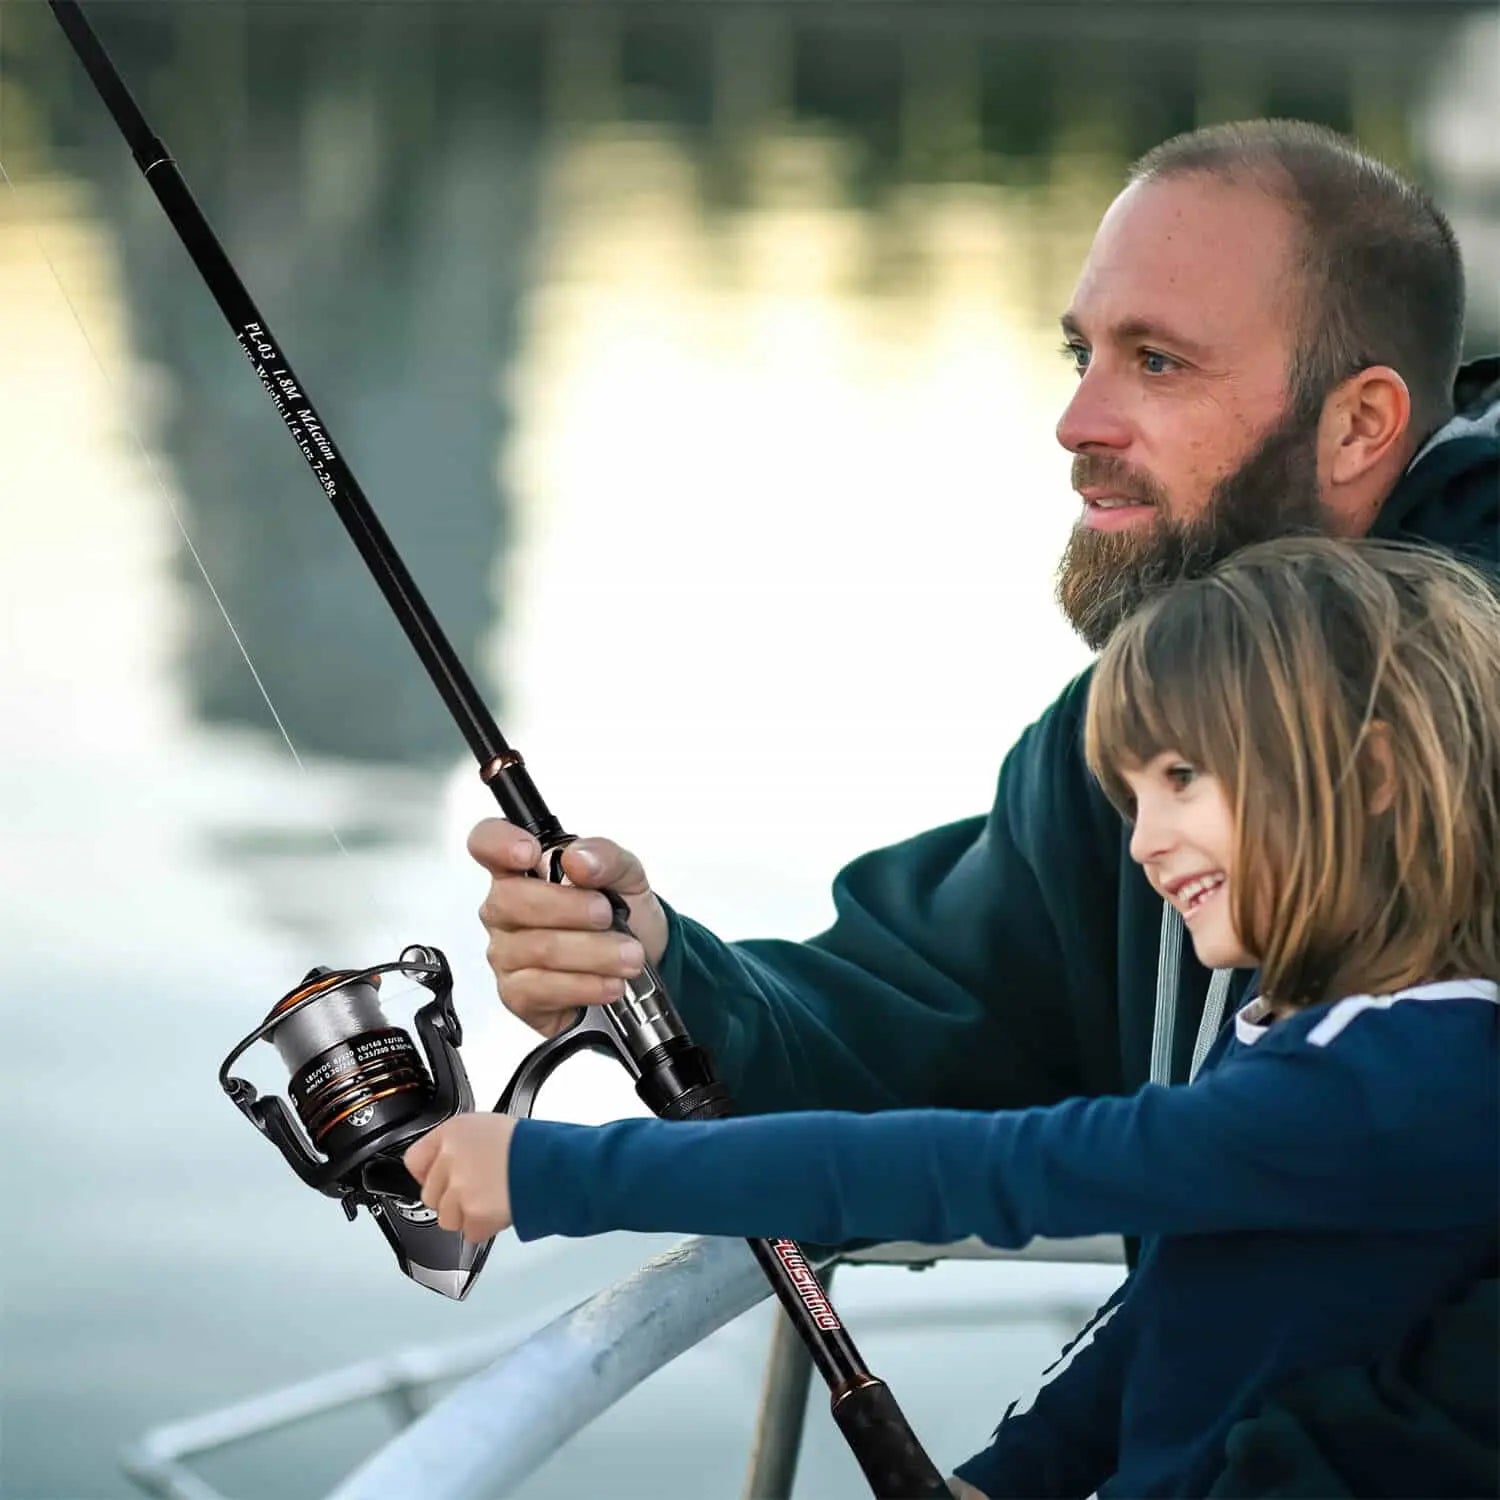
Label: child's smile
xmin=1122 ymin=752 xmax=1256 ymax=971
xmin=1165 ymin=870 xmax=1227 ymax=923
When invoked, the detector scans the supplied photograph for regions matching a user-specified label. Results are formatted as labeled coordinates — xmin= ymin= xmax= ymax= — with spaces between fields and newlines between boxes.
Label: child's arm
xmin=405 ymin=1002 xmax=1491 ymax=1249
xmin=498 ymin=1008 xmax=1491 ymax=1247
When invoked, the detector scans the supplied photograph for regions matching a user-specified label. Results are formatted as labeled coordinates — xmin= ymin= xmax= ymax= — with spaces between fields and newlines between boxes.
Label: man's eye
xmin=1059 ymin=341 xmax=1090 ymax=373
xmin=1141 ymin=349 xmax=1176 ymax=375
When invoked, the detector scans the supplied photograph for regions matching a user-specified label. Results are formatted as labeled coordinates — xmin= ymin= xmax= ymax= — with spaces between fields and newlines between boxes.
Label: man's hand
xmin=470 ymin=818 xmax=669 ymax=1038
xmin=403 ymin=1113 xmax=519 ymax=1243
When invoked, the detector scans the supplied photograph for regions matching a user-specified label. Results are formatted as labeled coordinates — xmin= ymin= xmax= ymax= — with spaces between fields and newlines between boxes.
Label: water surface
xmin=1 ymin=4 xmax=1494 ymax=1495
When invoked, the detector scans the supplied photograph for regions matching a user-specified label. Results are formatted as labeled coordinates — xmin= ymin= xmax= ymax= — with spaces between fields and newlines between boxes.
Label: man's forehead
xmin=1067 ymin=174 xmax=1298 ymax=341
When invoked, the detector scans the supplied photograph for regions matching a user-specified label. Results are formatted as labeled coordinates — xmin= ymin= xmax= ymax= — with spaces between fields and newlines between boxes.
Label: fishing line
xmin=0 ymin=151 xmax=351 ymax=861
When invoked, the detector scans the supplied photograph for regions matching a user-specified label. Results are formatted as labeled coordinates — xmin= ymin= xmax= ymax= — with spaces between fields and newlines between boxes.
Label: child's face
xmin=1122 ymin=751 xmax=1258 ymax=971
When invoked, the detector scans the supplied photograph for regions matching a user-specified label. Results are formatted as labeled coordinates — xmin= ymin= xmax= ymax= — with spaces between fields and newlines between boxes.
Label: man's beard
xmin=1056 ymin=403 xmax=1328 ymax=651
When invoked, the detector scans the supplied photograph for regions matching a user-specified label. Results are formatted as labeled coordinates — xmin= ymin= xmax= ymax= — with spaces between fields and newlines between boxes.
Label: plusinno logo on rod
xmin=769 ymin=1239 xmax=842 ymax=1331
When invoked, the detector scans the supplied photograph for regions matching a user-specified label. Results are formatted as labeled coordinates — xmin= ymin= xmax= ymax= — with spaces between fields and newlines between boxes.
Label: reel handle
xmin=360 ymin=1156 xmax=424 ymax=1200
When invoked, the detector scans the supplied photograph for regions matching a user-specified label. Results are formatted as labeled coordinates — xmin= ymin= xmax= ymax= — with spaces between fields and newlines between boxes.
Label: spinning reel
xmin=219 ymin=908 xmax=733 ymax=1301
xmin=219 ymin=946 xmax=492 ymax=1300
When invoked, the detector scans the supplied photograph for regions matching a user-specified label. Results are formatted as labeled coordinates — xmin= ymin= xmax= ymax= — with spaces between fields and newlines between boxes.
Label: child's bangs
xmin=1086 ymin=591 xmax=1245 ymax=814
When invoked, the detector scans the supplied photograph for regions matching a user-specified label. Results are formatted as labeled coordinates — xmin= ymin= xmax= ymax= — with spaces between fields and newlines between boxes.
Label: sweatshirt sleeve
xmin=509 ymin=1012 xmax=1495 ymax=1246
xmin=650 ymin=671 xmax=1126 ymax=1116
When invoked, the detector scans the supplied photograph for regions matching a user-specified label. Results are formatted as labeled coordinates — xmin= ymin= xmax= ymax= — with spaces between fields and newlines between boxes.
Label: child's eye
xmin=1165 ymin=762 xmax=1199 ymax=789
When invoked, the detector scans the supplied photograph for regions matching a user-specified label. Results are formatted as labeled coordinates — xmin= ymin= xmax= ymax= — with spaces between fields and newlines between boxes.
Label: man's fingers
xmin=498 ymin=966 xmax=630 ymax=1016
xmin=467 ymin=823 xmax=650 ymax=900
xmin=558 ymin=838 xmax=651 ymax=896
xmin=479 ymin=877 xmax=614 ymax=935
xmin=471 ymin=821 xmax=668 ymax=1032
xmin=467 ymin=818 xmax=541 ymax=877
xmin=498 ymin=928 xmax=645 ymax=978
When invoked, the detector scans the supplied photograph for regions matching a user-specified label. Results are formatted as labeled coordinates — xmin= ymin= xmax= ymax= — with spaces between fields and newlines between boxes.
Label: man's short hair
xmin=1129 ymin=120 xmax=1465 ymax=442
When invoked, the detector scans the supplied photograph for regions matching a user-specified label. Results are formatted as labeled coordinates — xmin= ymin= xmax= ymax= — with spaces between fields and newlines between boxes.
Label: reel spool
xmin=219 ymin=945 xmax=494 ymax=1300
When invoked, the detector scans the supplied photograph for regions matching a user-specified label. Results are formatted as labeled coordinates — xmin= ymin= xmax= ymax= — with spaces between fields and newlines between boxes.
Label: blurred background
xmin=1 ymin=2 xmax=1495 ymax=1496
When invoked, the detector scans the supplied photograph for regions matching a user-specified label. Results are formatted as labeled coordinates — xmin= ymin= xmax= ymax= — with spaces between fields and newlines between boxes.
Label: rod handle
xmin=832 ymin=1380 xmax=953 ymax=1500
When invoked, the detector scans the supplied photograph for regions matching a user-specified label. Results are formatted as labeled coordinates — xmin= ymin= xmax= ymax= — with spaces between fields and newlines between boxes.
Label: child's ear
xmin=1362 ymin=721 xmax=1398 ymax=816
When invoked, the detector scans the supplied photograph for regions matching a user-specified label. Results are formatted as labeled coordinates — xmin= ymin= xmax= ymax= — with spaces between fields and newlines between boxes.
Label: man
xmin=471 ymin=121 xmax=1499 ymax=1494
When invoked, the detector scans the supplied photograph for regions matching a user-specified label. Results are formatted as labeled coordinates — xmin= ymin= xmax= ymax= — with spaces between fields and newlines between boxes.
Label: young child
xmin=406 ymin=536 xmax=1500 ymax=1498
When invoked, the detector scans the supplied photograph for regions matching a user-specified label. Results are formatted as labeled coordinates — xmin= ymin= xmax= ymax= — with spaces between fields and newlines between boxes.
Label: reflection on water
xmin=1 ymin=4 xmax=1495 ymax=1497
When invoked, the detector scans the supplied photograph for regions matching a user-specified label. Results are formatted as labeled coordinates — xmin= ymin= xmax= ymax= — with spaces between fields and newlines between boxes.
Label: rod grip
xmin=832 ymin=1380 xmax=953 ymax=1500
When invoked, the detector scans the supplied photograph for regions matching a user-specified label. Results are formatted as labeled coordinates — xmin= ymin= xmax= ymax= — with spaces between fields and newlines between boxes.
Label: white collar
xmin=1233 ymin=977 xmax=1500 ymax=1046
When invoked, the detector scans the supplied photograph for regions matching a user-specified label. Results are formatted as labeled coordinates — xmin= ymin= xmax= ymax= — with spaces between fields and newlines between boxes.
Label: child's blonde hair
xmin=1085 ymin=536 xmax=1500 ymax=1008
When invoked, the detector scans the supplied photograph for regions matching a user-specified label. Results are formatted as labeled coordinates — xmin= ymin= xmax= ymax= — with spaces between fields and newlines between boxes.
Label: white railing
xmin=121 ymin=1326 xmax=526 ymax=1500
xmin=327 ymin=1236 xmax=799 ymax=1500
xmin=122 ymin=1235 xmax=1122 ymax=1500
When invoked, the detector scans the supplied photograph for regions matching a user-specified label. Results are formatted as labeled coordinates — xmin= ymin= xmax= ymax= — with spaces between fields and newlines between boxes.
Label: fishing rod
xmin=49 ymin=4 xmax=949 ymax=1495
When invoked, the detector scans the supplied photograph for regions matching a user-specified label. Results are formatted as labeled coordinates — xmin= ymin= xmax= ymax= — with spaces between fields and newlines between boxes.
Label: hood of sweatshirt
xmin=1372 ymin=355 xmax=1500 ymax=572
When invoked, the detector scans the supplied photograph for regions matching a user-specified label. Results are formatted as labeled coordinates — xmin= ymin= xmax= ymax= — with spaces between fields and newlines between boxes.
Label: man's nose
xmin=1056 ymin=367 xmax=1132 ymax=454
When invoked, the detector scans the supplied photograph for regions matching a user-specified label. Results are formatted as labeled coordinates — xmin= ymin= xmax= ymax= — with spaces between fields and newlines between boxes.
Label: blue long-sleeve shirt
xmin=510 ymin=980 xmax=1498 ymax=1496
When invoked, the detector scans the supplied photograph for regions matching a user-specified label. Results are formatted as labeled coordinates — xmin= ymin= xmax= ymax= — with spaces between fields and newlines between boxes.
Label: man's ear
xmin=1319 ymin=366 xmax=1413 ymax=489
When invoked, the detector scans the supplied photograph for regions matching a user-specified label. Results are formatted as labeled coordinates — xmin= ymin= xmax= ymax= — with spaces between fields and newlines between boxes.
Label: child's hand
xmin=402 ymin=1113 xmax=518 ymax=1243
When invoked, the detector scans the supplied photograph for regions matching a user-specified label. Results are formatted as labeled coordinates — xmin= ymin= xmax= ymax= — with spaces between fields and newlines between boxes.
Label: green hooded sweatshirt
xmin=655 ymin=358 xmax=1500 ymax=1497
